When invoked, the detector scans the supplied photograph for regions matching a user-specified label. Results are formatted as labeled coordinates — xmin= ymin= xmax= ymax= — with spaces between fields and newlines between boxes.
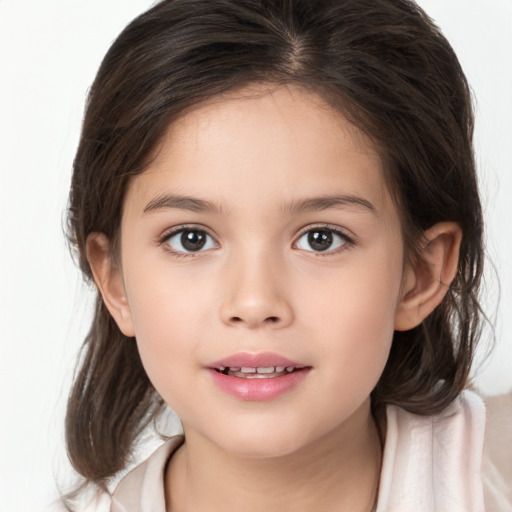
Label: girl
xmin=60 ymin=0 xmax=511 ymax=510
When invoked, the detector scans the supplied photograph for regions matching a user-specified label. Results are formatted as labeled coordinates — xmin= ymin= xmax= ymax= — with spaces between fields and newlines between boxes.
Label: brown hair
xmin=66 ymin=0 xmax=484 ymax=491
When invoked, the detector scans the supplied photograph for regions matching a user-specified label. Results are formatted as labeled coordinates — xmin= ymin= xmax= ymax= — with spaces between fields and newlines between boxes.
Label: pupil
xmin=181 ymin=230 xmax=206 ymax=251
xmin=308 ymin=230 xmax=332 ymax=251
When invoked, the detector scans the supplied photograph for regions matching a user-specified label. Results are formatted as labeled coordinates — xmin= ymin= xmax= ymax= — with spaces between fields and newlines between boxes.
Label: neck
xmin=165 ymin=400 xmax=382 ymax=512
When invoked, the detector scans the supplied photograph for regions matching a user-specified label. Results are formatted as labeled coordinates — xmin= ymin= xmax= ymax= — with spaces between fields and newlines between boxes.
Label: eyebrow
xmin=284 ymin=195 xmax=377 ymax=215
xmin=143 ymin=193 xmax=377 ymax=215
xmin=144 ymin=194 xmax=223 ymax=214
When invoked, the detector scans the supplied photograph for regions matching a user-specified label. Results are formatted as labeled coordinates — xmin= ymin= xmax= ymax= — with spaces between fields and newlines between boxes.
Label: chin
xmin=207 ymin=420 xmax=318 ymax=460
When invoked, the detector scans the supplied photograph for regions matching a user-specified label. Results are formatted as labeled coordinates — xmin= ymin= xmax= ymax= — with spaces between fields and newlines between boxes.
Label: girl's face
xmin=115 ymin=85 xmax=409 ymax=457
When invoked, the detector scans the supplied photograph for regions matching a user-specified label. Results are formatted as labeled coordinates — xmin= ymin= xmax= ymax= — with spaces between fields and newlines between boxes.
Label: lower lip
xmin=208 ymin=368 xmax=310 ymax=401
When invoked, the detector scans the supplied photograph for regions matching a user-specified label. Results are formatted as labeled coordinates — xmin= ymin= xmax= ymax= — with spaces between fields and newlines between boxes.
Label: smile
xmin=217 ymin=366 xmax=299 ymax=378
xmin=207 ymin=352 xmax=310 ymax=400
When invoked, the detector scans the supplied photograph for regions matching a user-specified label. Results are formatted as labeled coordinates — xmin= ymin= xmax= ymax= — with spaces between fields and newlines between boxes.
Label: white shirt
xmin=50 ymin=390 xmax=512 ymax=511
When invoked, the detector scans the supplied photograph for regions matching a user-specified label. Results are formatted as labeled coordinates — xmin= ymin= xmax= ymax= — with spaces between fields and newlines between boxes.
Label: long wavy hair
xmin=65 ymin=0 xmax=484 ymax=493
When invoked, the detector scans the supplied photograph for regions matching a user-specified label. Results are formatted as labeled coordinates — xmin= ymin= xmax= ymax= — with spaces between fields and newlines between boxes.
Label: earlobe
xmin=86 ymin=233 xmax=135 ymax=337
xmin=394 ymin=222 xmax=462 ymax=331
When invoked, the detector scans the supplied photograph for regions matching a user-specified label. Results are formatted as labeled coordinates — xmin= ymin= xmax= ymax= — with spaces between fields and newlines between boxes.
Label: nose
xmin=219 ymin=249 xmax=294 ymax=329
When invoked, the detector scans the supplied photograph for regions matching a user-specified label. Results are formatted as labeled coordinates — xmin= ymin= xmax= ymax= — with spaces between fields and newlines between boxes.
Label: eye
xmin=295 ymin=227 xmax=351 ymax=253
xmin=163 ymin=228 xmax=217 ymax=254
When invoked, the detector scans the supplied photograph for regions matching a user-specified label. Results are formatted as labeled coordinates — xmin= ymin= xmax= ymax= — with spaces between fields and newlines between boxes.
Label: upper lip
xmin=208 ymin=351 xmax=306 ymax=369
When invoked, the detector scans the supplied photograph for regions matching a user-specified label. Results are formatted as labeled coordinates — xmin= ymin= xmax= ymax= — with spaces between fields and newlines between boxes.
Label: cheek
xmin=122 ymin=264 xmax=209 ymax=393
xmin=122 ymin=255 xmax=237 ymax=413
xmin=125 ymin=251 xmax=214 ymax=336
xmin=302 ymin=252 xmax=402 ymax=381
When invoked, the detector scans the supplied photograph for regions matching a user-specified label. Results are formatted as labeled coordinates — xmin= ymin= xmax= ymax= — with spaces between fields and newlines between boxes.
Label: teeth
xmin=238 ymin=366 xmax=296 ymax=374
xmin=256 ymin=367 xmax=275 ymax=374
xmin=216 ymin=366 xmax=300 ymax=377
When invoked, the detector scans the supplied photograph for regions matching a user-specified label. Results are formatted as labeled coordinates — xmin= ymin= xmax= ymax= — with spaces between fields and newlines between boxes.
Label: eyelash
xmin=158 ymin=224 xmax=355 ymax=258
xmin=159 ymin=225 xmax=218 ymax=258
xmin=294 ymin=224 xmax=355 ymax=256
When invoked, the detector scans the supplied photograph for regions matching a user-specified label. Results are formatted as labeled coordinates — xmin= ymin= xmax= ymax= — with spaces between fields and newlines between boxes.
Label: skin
xmin=88 ymin=84 xmax=462 ymax=512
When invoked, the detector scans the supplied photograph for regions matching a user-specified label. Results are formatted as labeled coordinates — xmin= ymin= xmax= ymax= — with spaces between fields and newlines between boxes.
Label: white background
xmin=0 ymin=1 xmax=511 ymax=510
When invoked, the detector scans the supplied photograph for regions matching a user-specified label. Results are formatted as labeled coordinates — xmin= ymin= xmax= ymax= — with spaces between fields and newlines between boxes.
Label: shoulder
xmin=110 ymin=435 xmax=184 ymax=512
xmin=377 ymin=390 xmax=487 ymax=511
xmin=46 ymin=436 xmax=184 ymax=512
xmin=377 ymin=390 xmax=512 ymax=512
xmin=482 ymin=391 xmax=512 ymax=511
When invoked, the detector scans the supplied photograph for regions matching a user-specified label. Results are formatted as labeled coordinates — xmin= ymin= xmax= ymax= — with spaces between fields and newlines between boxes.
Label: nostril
xmin=229 ymin=315 xmax=279 ymax=324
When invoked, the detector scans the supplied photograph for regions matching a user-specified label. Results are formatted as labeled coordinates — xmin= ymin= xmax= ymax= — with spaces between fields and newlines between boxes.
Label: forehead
xmin=124 ymin=84 xmax=393 ymax=218
xmin=164 ymin=84 xmax=379 ymax=168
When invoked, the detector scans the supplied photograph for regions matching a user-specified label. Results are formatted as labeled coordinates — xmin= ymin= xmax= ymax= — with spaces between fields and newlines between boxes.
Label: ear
xmin=394 ymin=222 xmax=462 ymax=331
xmin=86 ymin=232 xmax=136 ymax=337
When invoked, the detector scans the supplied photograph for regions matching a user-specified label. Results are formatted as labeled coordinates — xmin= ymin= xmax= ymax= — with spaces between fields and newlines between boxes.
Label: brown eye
xmin=181 ymin=230 xmax=206 ymax=251
xmin=165 ymin=228 xmax=217 ymax=254
xmin=296 ymin=228 xmax=348 ymax=253
xmin=308 ymin=230 xmax=333 ymax=251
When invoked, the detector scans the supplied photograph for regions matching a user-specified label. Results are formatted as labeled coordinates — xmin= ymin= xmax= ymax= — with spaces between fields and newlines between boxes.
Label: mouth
xmin=208 ymin=351 xmax=309 ymax=379
xmin=207 ymin=352 xmax=312 ymax=401
xmin=207 ymin=352 xmax=310 ymax=400
xmin=214 ymin=366 xmax=305 ymax=379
